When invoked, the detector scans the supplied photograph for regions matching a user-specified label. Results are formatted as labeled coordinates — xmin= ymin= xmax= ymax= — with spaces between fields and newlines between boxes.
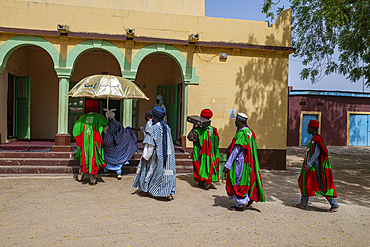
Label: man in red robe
xmin=187 ymin=109 xmax=220 ymax=188
xmin=292 ymin=120 xmax=339 ymax=212
xmin=73 ymin=100 xmax=109 ymax=185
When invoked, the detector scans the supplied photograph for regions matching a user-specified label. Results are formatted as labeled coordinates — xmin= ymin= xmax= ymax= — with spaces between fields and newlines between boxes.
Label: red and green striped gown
xmin=192 ymin=126 xmax=220 ymax=184
xmin=298 ymin=134 xmax=337 ymax=198
xmin=225 ymin=127 xmax=265 ymax=202
xmin=73 ymin=112 xmax=109 ymax=175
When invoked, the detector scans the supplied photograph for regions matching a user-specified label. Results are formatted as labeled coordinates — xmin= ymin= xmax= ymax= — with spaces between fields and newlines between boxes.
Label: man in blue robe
xmin=132 ymin=106 xmax=176 ymax=200
xmin=103 ymin=109 xmax=138 ymax=179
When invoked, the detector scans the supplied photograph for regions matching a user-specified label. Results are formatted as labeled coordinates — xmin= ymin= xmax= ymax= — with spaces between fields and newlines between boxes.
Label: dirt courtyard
xmin=0 ymin=146 xmax=369 ymax=246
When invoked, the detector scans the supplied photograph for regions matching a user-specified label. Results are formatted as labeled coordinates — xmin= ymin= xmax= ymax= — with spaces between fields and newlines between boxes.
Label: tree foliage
xmin=263 ymin=0 xmax=370 ymax=86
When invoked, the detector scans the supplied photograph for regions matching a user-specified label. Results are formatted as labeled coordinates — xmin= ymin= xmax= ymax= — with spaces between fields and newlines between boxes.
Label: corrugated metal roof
xmin=289 ymin=90 xmax=370 ymax=98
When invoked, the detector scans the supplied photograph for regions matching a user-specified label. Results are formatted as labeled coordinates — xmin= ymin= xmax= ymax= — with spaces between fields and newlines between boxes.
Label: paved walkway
xmin=0 ymin=147 xmax=369 ymax=246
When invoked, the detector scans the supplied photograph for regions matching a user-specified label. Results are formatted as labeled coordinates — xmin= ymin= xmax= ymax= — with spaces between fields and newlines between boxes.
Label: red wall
xmin=288 ymin=95 xmax=370 ymax=146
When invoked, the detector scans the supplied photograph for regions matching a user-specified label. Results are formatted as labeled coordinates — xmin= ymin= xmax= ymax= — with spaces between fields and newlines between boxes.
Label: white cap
xmin=236 ymin=113 xmax=248 ymax=122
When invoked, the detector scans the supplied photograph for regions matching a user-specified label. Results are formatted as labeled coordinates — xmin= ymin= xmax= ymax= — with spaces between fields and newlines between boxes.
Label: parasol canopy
xmin=66 ymin=75 xmax=149 ymax=100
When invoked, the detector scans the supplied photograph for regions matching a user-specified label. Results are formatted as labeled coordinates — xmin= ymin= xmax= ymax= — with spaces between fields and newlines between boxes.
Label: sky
xmin=205 ymin=0 xmax=370 ymax=93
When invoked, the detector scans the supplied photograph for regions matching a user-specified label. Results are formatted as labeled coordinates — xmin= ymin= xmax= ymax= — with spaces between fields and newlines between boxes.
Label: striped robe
xmin=132 ymin=122 xmax=176 ymax=197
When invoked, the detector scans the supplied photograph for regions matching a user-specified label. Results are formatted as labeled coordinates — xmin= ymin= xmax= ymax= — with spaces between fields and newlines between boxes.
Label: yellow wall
xmin=0 ymin=1 xmax=291 ymax=48
xmin=0 ymin=1 xmax=293 ymax=149
xmin=17 ymin=0 xmax=205 ymax=16
xmin=186 ymin=48 xmax=289 ymax=150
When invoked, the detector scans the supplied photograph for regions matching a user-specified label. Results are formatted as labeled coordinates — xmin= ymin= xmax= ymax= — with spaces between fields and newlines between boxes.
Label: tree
xmin=263 ymin=0 xmax=370 ymax=86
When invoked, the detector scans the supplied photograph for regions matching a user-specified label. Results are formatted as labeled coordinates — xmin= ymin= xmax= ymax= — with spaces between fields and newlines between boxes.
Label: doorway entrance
xmin=7 ymin=74 xmax=31 ymax=140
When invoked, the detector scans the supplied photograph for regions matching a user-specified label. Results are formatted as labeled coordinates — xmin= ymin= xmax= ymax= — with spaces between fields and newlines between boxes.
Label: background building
xmin=288 ymin=89 xmax=370 ymax=147
xmin=0 ymin=0 xmax=294 ymax=169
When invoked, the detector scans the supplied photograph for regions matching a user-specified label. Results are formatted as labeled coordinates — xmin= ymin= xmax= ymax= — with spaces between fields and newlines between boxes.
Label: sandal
xmin=291 ymin=204 xmax=306 ymax=209
xmin=327 ymin=205 xmax=339 ymax=213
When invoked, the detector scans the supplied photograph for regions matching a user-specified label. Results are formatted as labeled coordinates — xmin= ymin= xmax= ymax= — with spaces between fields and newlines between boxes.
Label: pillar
xmin=52 ymin=73 xmax=72 ymax=152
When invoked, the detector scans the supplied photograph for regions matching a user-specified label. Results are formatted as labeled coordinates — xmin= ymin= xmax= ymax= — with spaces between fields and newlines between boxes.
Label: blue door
xmin=301 ymin=114 xmax=318 ymax=146
xmin=349 ymin=114 xmax=370 ymax=146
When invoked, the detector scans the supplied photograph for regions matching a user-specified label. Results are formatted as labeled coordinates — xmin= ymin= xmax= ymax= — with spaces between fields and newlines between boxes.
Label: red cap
xmin=200 ymin=108 xmax=213 ymax=119
xmin=308 ymin=119 xmax=319 ymax=128
xmin=86 ymin=100 xmax=98 ymax=112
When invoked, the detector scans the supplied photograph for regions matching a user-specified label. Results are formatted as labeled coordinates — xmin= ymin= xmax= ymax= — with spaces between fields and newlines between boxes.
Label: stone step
xmin=0 ymin=158 xmax=77 ymax=166
xmin=0 ymin=165 xmax=79 ymax=174
xmin=132 ymin=152 xmax=192 ymax=159
xmin=0 ymin=152 xmax=75 ymax=159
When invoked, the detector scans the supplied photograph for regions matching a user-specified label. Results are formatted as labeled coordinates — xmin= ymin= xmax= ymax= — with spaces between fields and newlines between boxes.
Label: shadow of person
xmin=212 ymin=195 xmax=230 ymax=209
xmin=300 ymin=205 xmax=328 ymax=213
xmin=177 ymin=174 xmax=198 ymax=187
xmin=76 ymin=175 xmax=105 ymax=185
xmin=244 ymin=206 xmax=262 ymax=213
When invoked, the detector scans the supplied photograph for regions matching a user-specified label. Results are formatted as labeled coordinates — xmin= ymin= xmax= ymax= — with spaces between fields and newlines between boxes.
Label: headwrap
xmin=152 ymin=106 xmax=168 ymax=167
xmin=145 ymin=111 xmax=153 ymax=118
xmin=308 ymin=119 xmax=319 ymax=128
xmin=156 ymin=94 xmax=164 ymax=106
xmin=200 ymin=108 xmax=213 ymax=119
xmin=153 ymin=106 xmax=166 ymax=120
xmin=236 ymin=113 xmax=248 ymax=122
xmin=86 ymin=100 xmax=98 ymax=113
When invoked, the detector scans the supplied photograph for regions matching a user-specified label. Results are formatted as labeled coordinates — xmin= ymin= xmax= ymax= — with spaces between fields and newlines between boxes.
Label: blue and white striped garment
xmin=103 ymin=119 xmax=138 ymax=173
xmin=132 ymin=122 xmax=176 ymax=197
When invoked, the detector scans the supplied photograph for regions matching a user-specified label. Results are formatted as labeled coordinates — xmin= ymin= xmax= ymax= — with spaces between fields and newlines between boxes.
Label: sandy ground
xmin=0 ymin=147 xmax=369 ymax=246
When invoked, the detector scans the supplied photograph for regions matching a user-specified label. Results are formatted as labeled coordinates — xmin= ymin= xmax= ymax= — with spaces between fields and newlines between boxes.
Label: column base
xmin=52 ymin=133 xmax=72 ymax=152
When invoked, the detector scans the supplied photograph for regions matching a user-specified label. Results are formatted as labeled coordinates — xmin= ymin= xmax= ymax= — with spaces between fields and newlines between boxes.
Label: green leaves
xmin=264 ymin=0 xmax=370 ymax=87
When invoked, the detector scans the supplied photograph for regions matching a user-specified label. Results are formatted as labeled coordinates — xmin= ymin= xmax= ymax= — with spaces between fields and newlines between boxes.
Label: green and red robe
xmin=192 ymin=126 xmax=220 ymax=184
xmin=225 ymin=128 xmax=265 ymax=202
xmin=298 ymin=135 xmax=337 ymax=198
xmin=73 ymin=112 xmax=109 ymax=175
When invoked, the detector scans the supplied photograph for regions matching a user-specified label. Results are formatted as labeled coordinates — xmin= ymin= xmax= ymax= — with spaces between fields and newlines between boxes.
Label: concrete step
xmin=0 ymin=158 xmax=77 ymax=166
xmin=0 ymin=165 xmax=79 ymax=174
xmin=0 ymin=152 xmax=75 ymax=159
xmin=133 ymin=152 xmax=192 ymax=159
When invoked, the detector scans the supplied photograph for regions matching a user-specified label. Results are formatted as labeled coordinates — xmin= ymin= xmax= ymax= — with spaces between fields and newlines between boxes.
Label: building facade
xmin=288 ymin=90 xmax=370 ymax=147
xmin=0 ymin=0 xmax=294 ymax=169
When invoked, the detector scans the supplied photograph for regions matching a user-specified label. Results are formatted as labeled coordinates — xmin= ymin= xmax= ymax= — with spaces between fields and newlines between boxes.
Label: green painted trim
xmin=66 ymin=39 xmax=128 ymax=76
xmin=130 ymin=44 xmax=199 ymax=85
xmin=0 ymin=35 xmax=62 ymax=75
xmin=54 ymin=67 xmax=73 ymax=79
xmin=183 ymin=84 xmax=189 ymax=136
xmin=58 ymin=78 xmax=70 ymax=133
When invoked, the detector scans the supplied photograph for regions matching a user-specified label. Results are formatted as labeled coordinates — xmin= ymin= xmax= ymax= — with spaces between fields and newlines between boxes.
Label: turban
xmin=153 ymin=106 xmax=166 ymax=120
xmin=236 ymin=113 xmax=248 ymax=122
xmin=200 ymin=109 xmax=213 ymax=119
xmin=308 ymin=120 xmax=319 ymax=128
xmin=145 ymin=111 xmax=153 ymax=118
xmin=86 ymin=100 xmax=98 ymax=112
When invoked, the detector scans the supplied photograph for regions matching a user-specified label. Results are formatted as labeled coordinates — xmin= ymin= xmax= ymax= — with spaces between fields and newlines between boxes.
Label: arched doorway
xmin=5 ymin=45 xmax=58 ymax=140
xmin=69 ymin=49 xmax=122 ymax=135
xmin=135 ymin=53 xmax=183 ymax=141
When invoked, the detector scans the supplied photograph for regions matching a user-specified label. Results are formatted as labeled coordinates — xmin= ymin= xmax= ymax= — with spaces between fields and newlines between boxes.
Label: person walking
xmin=187 ymin=108 xmax=220 ymax=188
xmin=73 ymin=100 xmax=109 ymax=185
xmin=292 ymin=119 xmax=339 ymax=212
xmin=132 ymin=106 xmax=176 ymax=200
xmin=223 ymin=113 xmax=265 ymax=211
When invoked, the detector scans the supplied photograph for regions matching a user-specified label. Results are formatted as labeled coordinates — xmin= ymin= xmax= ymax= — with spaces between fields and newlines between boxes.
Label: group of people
xmin=73 ymin=100 xmax=339 ymax=212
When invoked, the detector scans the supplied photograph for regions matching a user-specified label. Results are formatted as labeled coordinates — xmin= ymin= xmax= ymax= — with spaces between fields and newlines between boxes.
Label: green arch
xmin=127 ymin=43 xmax=199 ymax=84
xmin=65 ymin=39 xmax=127 ymax=76
xmin=0 ymin=35 xmax=62 ymax=74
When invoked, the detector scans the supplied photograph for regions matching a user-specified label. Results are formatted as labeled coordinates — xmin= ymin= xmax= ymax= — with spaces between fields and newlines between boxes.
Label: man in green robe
xmin=73 ymin=100 xmax=109 ymax=185
xmin=223 ymin=113 xmax=265 ymax=211
xmin=187 ymin=109 xmax=220 ymax=188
